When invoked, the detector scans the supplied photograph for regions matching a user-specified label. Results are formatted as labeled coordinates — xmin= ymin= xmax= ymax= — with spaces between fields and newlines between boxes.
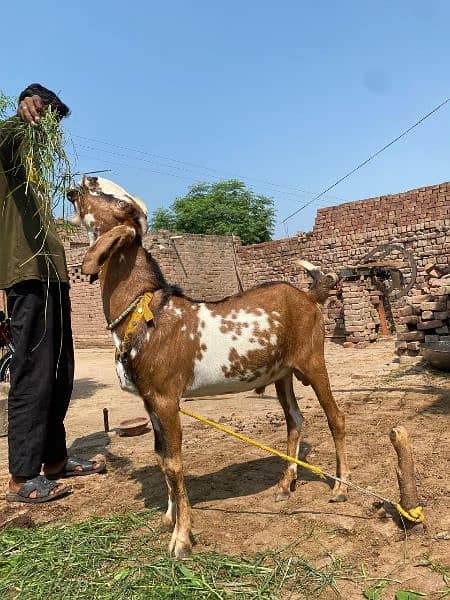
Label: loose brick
xmin=417 ymin=319 xmax=444 ymax=330
xmin=397 ymin=331 xmax=425 ymax=341
xmin=434 ymin=311 xmax=448 ymax=320
xmin=435 ymin=326 xmax=449 ymax=334
xmin=398 ymin=305 xmax=415 ymax=317
xmin=399 ymin=315 xmax=419 ymax=325
xmin=421 ymin=302 xmax=446 ymax=311
xmin=420 ymin=311 xmax=434 ymax=320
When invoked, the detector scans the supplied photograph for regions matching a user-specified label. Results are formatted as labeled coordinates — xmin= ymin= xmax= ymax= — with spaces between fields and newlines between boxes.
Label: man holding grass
xmin=0 ymin=83 xmax=105 ymax=503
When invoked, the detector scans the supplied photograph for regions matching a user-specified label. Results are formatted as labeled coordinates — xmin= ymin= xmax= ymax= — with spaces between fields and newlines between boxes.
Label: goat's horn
xmin=296 ymin=259 xmax=321 ymax=273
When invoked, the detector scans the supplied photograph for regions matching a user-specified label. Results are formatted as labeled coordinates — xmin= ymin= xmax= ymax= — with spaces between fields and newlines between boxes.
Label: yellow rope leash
xmin=179 ymin=407 xmax=425 ymax=524
xmin=395 ymin=503 xmax=425 ymax=524
xmin=180 ymin=407 xmax=326 ymax=479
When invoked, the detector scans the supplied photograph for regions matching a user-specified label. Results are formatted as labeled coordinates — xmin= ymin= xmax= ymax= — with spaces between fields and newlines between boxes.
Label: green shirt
xmin=0 ymin=118 xmax=68 ymax=289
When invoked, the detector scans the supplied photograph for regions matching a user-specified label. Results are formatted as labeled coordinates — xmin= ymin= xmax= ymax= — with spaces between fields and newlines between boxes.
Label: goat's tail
xmin=296 ymin=259 xmax=339 ymax=304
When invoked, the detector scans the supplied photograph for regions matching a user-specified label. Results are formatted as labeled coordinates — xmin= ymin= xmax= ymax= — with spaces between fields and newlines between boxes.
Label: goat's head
xmin=68 ymin=175 xmax=148 ymax=244
xmin=68 ymin=176 xmax=148 ymax=275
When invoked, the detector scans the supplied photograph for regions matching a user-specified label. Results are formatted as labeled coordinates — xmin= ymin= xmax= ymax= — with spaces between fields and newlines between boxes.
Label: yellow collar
xmin=108 ymin=292 xmax=154 ymax=355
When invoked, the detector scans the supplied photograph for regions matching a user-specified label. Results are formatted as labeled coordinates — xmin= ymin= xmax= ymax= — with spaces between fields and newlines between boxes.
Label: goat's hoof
xmin=330 ymin=493 xmax=347 ymax=503
xmin=330 ymin=481 xmax=348 ymax=503
xmin=290 ymin=479 xmax=297 ymax=492
xmin=169 ymin=540 xmax=192 ymax=559
xmin=275 ymin=489 xmax=290 ymax=502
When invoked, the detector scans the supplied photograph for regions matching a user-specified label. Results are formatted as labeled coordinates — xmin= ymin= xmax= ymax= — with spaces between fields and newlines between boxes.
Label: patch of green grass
xmin=363 ymin=578 xmax=389 ymax=599
xmin=0 ymin=510 xmax=352 ymax=599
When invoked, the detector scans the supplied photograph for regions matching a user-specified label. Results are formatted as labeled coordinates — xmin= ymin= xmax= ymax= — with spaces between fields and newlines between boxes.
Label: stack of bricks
xmin=396 ymin=264 xmax=450 ymax=357
xmin=323 ymin=292 xmax=345 ymax=338
xmin=341 ymin=281 xmax=379 ymax=348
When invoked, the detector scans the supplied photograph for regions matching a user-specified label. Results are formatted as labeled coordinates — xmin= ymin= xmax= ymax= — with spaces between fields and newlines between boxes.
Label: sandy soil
xmin=0 ymin=339 xmax=448 ymax=597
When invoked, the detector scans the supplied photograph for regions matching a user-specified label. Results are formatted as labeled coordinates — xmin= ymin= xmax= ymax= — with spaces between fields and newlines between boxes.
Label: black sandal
xmin=5 ymin=475 xmax=70 ymax=504
xmin=47 ymin=457 xmax=106 ymax=479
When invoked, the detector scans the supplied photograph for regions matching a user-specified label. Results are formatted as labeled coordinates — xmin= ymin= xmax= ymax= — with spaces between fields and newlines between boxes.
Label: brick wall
xmin=236 ymin=182 xmax=450 ymax=339
xmin=313 ymin=183 xmax=449 ymax=238
xmin=68 ymin=266 xmax=110 ymax=348
xmin=238 ymin=184 xmax=450 ymax=283
xmin=142 ymin=231 xmax=241 ymax=301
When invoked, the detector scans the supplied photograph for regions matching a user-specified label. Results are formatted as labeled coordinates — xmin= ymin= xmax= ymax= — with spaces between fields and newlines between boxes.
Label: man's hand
xmin=17 ymin=95 xmax=43 ymax=126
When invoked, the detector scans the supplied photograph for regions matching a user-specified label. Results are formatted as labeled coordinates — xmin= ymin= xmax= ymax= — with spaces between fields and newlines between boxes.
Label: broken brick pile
xmin=396 ymin=264 xmax=450 ymax=357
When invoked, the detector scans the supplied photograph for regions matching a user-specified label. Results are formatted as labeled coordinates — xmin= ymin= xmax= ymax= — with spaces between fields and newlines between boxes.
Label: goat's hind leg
xmin=274 ymin=374 xmax=304 ymax=502
xmin=306 ymin=359 xmax=349 ymax=502
xmin=148 ymin=399 xmax=193 ymax=558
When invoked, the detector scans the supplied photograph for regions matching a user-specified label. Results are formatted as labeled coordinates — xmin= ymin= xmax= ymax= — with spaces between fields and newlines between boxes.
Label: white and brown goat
xmin=69 ymin=176 xmax=349 ymax=558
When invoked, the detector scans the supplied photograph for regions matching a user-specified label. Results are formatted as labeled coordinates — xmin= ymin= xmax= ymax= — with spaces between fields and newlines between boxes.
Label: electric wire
xmin=70 ymin=133 xmax=344 ymax=202
xmin=282 ymin=97 xmax=450 ymax=224
xmin=72 ymin=145 xmax=336 ymax=204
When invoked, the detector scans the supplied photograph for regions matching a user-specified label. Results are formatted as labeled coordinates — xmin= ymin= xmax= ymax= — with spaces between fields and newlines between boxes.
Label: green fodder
xmin=0 ymin=91 xmax=73 ymax=236
xmin=0 ymin=510 xmax=348 ymax=600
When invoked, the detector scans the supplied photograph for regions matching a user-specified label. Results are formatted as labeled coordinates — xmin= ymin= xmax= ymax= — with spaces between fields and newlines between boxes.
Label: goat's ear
xmin=81 ymin=225 xmax=136 ymax=275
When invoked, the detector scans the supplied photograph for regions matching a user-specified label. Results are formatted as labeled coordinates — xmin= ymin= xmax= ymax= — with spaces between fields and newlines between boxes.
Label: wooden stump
xmin=389 ymin=425 xmax=424 ymax=530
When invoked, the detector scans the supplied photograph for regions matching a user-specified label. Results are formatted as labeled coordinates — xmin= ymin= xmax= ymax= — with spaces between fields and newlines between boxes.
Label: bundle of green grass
xmin=0 ymin=91 xmax=73 ymax=233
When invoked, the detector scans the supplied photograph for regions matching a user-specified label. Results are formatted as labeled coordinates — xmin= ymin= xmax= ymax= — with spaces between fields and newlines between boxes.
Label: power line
xmin=74 ymin=152 xmax=315 ymax=218
xmin=282 ymin=97 xmax=450 ymax=224
xmin=70 ymin=132 xmax=344 ymax=202
xmin=75 ymin=143 xmax=198 ymax=174
xmin=73 ymin=143 xmax=334 ymax=203
xmin=73 ymin=153 xmax=208 ymax=183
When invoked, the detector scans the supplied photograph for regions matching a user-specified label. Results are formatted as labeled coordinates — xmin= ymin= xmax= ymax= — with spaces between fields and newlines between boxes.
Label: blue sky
xmin=1 ymin=1 xmax=449 ymax=238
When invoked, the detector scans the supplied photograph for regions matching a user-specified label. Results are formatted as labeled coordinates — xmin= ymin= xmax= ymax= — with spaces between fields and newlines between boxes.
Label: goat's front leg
xmin=149 ymin=414 xmax=176 ymax=531
xmin=149 ymin=399 xmax=192 ymax=558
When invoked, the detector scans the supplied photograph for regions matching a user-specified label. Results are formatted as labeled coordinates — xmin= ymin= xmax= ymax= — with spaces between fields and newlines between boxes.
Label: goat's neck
xmin=100 ymin=240 xmax=162 ymax=325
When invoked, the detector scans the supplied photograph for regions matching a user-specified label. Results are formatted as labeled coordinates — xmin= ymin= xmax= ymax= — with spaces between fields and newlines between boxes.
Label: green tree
xmin=149 ymin=207 xmax=175 ymax=231
xmin=150 ymin=180 xmax=275 ymax=244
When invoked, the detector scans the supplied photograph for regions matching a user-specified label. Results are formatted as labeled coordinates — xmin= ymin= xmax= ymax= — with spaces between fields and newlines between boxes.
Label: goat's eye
xmin=117 ymin=200 xmax=126 ymax=209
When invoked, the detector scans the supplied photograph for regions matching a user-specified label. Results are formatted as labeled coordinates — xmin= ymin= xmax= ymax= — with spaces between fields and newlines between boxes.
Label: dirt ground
xmin=0 ymin=339 xmax=448 ymax=597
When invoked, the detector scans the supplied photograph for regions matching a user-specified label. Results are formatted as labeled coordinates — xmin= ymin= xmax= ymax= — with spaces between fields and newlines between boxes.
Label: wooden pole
xmin=103 ymin=408 xmax=109 ymax=433
xmin=377 ymin=301 xmax=390 ymax=337
xmin=389 ymin=425 xmax=423 ymax=527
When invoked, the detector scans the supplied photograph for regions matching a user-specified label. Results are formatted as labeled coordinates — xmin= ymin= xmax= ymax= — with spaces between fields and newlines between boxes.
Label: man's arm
xmin=17 ymin=95 xmax=43 ymax=126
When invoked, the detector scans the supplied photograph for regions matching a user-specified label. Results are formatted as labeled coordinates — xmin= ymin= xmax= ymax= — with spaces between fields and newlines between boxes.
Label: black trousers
xmin=6 ymin=280 xmax=74 ymax=478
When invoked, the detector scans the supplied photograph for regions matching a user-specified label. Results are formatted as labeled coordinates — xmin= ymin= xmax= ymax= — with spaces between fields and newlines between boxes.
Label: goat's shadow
xmin=131 ymin=441 xmax=331 ymax=508
xmin=67 ymin=431 xmax=333 ymax=510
